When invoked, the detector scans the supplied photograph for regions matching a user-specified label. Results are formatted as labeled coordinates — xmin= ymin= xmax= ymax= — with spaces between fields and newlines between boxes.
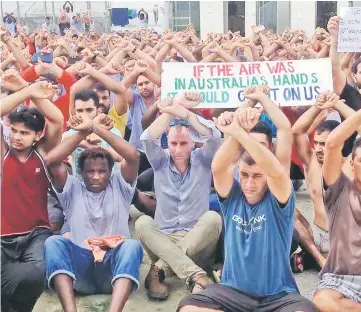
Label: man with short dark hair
xmin=178 ymin=87 xmax=316 ymax=312
xmin=1 ymin=81 xmax=64 ymax=312
xmin=312 ymin=109 xmax=361 ymax=312
xmin=44 ymin=109 xmax=142 ymax=312
xmin=42 ymin=17 xmax=52 ymax=32
xmin=292 ymin=91 xmax=358 ymax=273
xmin=64 ymin=88 xmax=123 ymax=181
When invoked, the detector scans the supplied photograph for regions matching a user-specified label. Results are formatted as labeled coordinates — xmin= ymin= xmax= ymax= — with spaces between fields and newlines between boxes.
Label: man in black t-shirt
xmin=328 ymin=16 xmax=361 ymax=156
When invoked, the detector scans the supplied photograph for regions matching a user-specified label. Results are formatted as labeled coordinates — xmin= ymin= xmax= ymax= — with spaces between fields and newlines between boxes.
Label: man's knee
xmin=312 ymin=289 xmax=339 ymax=311
xmin=44 ymin=235 xmax=71 ymax=259
xmin=201 ymin=211 xmax=222 ymax=233
xmin=179 ymin=305 xmax=220 ymax=312
xmin=135 ymin=215 xmax=155 ymax=236
xmin=116 ymin=239 xmax=143 ymax=260
xmin=44 ymin=235 xmax=69 ymax=250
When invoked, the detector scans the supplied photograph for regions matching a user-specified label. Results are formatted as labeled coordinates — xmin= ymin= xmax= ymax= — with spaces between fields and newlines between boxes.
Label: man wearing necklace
xmin=135 ymin=94 xmax=223 ymax=300
xmin=43 ymin=113 xmax=142 ymax=312
xmin=1 ymin=81 xmax=64 ymax=312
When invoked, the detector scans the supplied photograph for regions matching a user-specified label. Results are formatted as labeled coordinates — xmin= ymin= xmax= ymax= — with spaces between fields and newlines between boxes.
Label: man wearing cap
xmin=135 ymin=93 xmax=222 ymax=300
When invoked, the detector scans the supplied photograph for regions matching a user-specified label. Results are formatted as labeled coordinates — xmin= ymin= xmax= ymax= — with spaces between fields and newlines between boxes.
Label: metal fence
xmin=23 ymin=10 xmax=111 ymax=34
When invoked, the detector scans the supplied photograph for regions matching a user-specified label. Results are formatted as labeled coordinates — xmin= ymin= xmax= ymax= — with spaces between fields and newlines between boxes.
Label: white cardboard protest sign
xmin=161 ymin=59 xmax=333 ymax=108
xmin=338 ymin=7 xmax=361 ymax=52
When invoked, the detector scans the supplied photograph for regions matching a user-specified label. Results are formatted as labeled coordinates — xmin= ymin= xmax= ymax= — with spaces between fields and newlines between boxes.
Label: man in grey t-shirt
xmin=44 ymin=113 xmax=142 ymax=312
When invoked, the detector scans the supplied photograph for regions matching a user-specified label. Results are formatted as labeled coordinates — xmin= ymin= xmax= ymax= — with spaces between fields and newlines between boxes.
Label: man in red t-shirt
xmin=1 ymin=80 xmax=63 ymax=312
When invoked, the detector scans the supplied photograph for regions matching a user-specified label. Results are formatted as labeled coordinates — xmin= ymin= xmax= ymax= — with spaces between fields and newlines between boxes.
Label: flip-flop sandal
xmin=212 ymin=263 xmax=223 ymax=283
xmin=187 ymin=280 xmax=206 ymax=294
xmin=290 ymin=252 xmax=304 ymax=273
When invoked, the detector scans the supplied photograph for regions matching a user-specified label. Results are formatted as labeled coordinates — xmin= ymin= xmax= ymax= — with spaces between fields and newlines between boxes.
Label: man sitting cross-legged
xmin=1 ymin=81 xmax=64 ymax=312
xmin=135 ymin=93 xmax=223 ymax=300
xmin=44 ymin=113 xmax=142 ymax=312
xmin=312 ymin=108 xmax=361 ymax=312
xmin=178 ymin=87 xmax=316 ymax=312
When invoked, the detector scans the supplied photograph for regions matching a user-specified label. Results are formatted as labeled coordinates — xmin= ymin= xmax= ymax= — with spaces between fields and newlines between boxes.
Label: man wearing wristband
xmin=44 ymin=113 xmax=142 ymax=312
xmin=136 ymin=94 xmax=222 ymax=300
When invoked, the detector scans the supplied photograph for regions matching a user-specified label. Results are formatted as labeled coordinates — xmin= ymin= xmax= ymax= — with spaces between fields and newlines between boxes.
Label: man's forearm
xmin=259 ymin=95 xmax=291 ymax=131
xmin=133 ymin=49 xmax=157 ymax=70
xmin=212 ymin=136 xmax=243 ymax=173
xmin=148 ymin=113 xmax=174 ymax=139
xmin=30 ymin=98 xmax=64 ymax=125
xmin=46 ymin=131 xmax=88 ymax=165
xmin=217 ymin=49 xmax=236 ymax=62
xmin=334 ymin=100 xmax=356 ymax=119
xmin=5 ymin=38 xmax=30 ymax=69
xmin=171 ymin=42 xmax=197 ymax=62
xmin=94 ymin=125 xmax=139 ymax=163
xmin=292 ymin=105 xmax=322 ymax=134
xmin=327 ymin=109 xmax=361 ymax=149
xmin=231 ymin=128 xmax=284 ymax=178
xmin=187 ymin=111 xmax=212 ymax=136
xmin=142 ymin=103 xmax=159 ymax=129
xmin=1 ymin=87 xmax=30 ymax=116
xmin=89 ymin=70 xmax=125 ymax=94
xmin=143 ymin=69 xmax=161 ymax=87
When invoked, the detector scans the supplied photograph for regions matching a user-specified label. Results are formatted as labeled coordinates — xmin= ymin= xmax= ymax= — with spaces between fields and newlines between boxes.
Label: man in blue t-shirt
xmin=177 ymin=87 xmax=316 ymax=312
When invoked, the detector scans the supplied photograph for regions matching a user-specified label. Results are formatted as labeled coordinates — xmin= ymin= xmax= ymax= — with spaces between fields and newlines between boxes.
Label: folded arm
xmin=323 ymin=110 xmax=361 ymax=186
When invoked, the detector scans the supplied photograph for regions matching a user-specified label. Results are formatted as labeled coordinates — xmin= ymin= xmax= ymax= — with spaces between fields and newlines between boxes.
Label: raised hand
xmin=86 ymin=133 xmax=101 ymax=145
xmin=74 ymin=61 xmax=94 ymax=76
xmin=29 ymin=81 xmax=58 ymax=99
xmin=107 ymin=62 xmax=124 ymax=75
xmin=315 ymin=91 xmax=340 ymax=110
xmin=93 ymin=113 xmax=114 ymax=130
xmin=327 ymin=16 xmax=340 ymax=40
xmin=67 ymin=114 xmax=93 ymax=131
xmin=157 ymin=97 xmax=177 ymax=115
xmin=0 ymin=70 xmax=29 ymax=92
xmin=212 ymin=111 xmax=240 ymax=135
xmin=163 ymin=32 xmax=175 ymax=45
xmin=120 ymin=40 xmax=135 ymax=52
xmin=0 ymin=25 xmax=9 ymax=40
xmin=208 ymin=41 xmax=221 ymax=54
xmin=176 ymin=91 xmax=202 ymax=108
xmin=236 ymin=107 xmax=262 ymax=133
xmin=244 ymin=86 xmax=270 ymax=107
xmin=134 ymin=59 xmax=148 ymax=73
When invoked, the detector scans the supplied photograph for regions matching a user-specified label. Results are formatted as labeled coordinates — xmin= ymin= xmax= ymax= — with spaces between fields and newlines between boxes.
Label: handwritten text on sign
xmin=338 ymin=7 xmax=361 ymax=52
xmin=161 ymin=59 xmax=333 ymax=108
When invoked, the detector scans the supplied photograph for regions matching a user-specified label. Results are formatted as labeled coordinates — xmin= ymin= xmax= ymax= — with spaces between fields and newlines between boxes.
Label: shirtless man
xmin=292 ymin=91 xmax=358 ymax=271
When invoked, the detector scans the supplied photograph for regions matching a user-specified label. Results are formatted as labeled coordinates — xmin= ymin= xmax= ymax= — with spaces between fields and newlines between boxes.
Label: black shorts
xmin=177 ymin=284 xmax=317 ymax=312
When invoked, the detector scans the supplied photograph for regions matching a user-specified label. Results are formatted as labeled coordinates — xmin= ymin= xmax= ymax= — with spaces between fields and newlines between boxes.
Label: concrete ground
xmin=33 ymin=182 xmax=319 ymax=312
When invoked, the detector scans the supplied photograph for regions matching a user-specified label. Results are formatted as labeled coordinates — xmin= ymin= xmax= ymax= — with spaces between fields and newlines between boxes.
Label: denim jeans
xmin=44 ymin=236 xmax=143 ymax=294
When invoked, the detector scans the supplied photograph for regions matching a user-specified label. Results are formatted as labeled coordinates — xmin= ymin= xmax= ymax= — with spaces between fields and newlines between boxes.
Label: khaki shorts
xmin=312 ymin=224 xmax=330 ymax=254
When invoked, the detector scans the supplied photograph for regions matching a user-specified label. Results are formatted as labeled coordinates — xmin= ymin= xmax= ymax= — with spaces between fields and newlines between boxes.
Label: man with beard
xmin=328 ymin=16 xmax=361 ymax=158
xmin=291 ymin=91 xmax=358 ymax=272
xmin=123 ymin=61 xmax=161 ymax=174
xmin=312 ymin=110 xmax=361 ymax=312
xmin=1 ymin=81 xmax=64 ymax=312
